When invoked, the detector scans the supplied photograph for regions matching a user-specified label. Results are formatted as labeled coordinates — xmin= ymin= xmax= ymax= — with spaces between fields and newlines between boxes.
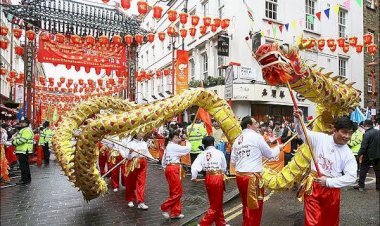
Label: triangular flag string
xmin=316 ymin=11 xmax=321 ymax=21
xmin=344 ymin=0 xmax=351 ymax=10
xmin=279 ymin=25 xmax=283 ymax=32
xmin=285 ymin=23 xmax=289 ymax=31
xmin=355 ymin=0 xmax=362 ymax=7
xmin=324 ymin=8 xmax=330 ymax=18
xmin=333 ymin=4 xmax=340 ymax=15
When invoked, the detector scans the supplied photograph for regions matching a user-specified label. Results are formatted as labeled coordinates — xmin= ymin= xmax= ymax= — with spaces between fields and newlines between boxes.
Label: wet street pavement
xmin=1 ymin=161 xmax=379 ymax=226
xmin=0 ymin=161 xmax=237 ymax=226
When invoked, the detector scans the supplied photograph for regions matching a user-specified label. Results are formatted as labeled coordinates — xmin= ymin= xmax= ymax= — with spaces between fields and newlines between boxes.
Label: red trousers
xmin=108 ymin=156 xmax=123 ymax=189
xmin=304 ymin=182 xmax=340 ymax=226
xmin=36 ymin=145 xmax=43 ymax=167
xmin=161 ymin=164 xmax=182 ymax=217
xmin=98 ymin=152 xmax=107 ymax=176
xmin=5 ymin=146 xmax=18 ymax=165
xmin=125 ymin=158 xmax=147 ymax=203
xmin=199 ymin=174 xmax=227 ymax=226
xmin=236 ymin=175 xmax=264 ymax=226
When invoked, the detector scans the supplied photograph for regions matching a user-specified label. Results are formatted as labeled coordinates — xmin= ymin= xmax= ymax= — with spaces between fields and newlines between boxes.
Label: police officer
xmin=186 ymin=115 xmax=207 ymax=163
xmin=39 ymin=121 xmax=53 ymax=165
xmin=13 ymin=118 xmax=34 ymax=185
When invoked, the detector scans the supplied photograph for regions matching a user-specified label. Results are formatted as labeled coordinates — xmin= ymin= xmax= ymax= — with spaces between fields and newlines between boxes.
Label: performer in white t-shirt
xmin=161 ymin=130 xmax=191 ymax=219
xmin=118 ymin=133 xmax=153 ymax=210
xmin=191 ymin=136 xmax=229 ymax=226
xmin=231 ymin=116 xmax=283 ymax=226
xmin=294 ymin=109 xmax=357 ymax=226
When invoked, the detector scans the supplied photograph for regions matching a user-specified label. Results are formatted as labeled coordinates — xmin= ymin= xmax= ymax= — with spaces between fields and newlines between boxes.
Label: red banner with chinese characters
xmin=175 ymin=50 xmax=189 ymax=94
xmin=37 ymin=37 xmax=126 ymax=74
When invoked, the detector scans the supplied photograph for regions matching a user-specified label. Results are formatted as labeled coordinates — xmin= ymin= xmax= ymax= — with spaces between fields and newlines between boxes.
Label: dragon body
xmin=53 ymin=43 xmax=360 ymax=200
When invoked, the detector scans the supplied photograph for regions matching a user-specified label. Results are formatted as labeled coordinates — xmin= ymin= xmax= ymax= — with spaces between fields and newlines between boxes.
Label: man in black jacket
xmin=356 ymin=120 xmax=380 ymax=191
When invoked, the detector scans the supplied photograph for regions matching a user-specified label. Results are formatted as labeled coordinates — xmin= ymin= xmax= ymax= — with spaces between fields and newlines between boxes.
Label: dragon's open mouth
xmin=257 ymin=51 xmax=290 ymax=69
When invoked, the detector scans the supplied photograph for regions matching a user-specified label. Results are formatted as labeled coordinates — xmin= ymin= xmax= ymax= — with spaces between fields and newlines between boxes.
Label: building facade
xmin=138 ymin=0 xmax=364 ymax=120
xmin=363 ymin=0 xmax=379 ymax=119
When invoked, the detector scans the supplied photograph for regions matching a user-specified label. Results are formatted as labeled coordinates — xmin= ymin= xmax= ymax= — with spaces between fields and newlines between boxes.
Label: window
xmin=218 ymin=0 xmax=225 ymax=18
xmin=265 ymin=0 xmax=278 ymax=20
xmin=368 ymin=78 xmax=372 ymax=93
xmin=218 ymin=56 xmax=225 ymax=77
xmin=202 ymin=1 xmax=209 ymax=16
xmin=338 ymin=57 xmax=347 ymax=77
xmin=201 ymin=52 xmax=208 ymax=80
xmin=189 ymin=59 xmax=195 ymax=81
xmin=305 ymin=0 xmax=316 ymax=30
xmin=338 ymin=10 xmax=346 ymax=37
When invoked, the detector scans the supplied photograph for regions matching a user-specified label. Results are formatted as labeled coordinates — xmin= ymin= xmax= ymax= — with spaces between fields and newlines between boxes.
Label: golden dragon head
xmin=255 ymin=42 xmax=308 ymax=86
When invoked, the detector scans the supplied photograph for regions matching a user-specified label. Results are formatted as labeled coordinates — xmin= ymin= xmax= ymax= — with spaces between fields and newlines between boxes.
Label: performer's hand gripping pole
xmin=286 ymin=82 xmax=322 ymax=177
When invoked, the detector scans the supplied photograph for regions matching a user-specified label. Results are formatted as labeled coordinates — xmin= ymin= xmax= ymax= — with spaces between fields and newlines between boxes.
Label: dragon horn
xmin=346 ymin=82 xmax=356 ymax=87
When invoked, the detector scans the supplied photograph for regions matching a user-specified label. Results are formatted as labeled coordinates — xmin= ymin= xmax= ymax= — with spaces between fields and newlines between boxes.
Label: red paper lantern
xmin=329 ymin=43 xmax=337 ymax=52
xmin=61 ymin=87 xmax=67 ymax=93
xmin=15 ymin=46 xmax=24 ymax=56
xmin=179 ymin=13 xmax=188 ymax=24
xmin=200 ymin=25 xmax=207 ymax=35
xmin=211 ymin=24 xmax=218 ymax=33
xmin=140 ymin=71 xmax=146 ymax=79
xmin=0 ymin=39 xmax=8 ymax=49
xmin=135 ymin=34 xmax=143 ymax=44
xmin=40 ymin=32 xmax=50 ymax=41
xmin=307 ymin=39 xmax=316 ymax=49
xmin=164 ymin=68 xmax=169 ymax=75
xmin=99 ymin=35 xmax=109 ymax=45
xmin=180 ymin=29 xmax=187 ymax=38
xmin=367 ymin=44 xmax=377 ymax=56
xmin=121 ymin=0 xmax=131 ymax=9
xmin=57 ymin=82 xmax=62 ymax=87
xmin=158 ymin=32 xmax=165 ymax=41
xmin=0 ymin=67 xmax=6 ymax=76
xmin=147 ymin=33 xmax=155 ymax=43
xmin=337 ymin=37 xmax=345 ymax=48
xmin=67 ymin=78 xmax=73 ymax=86
xmin=203 ymin=16 xmax=211 ymax=26
xmin=214 ymin=18 xmax=221 ymax=27
xmin=39 ymin=76 xmax=45 ymax=84
xmin=85 ymin=35 xmax=95 ymax=45
xmin=78 ymin=78 xmax=84 ymax=86
xmin=9 ymin=70 xmax=17 ymax=78
xmin=342 ymin=44 xmax=350 ymax=53
xmin=168 ymin=10 xmax=177 ymax=22
xmin=71 ymin=35 xmax=81 ymax=44
xmin=327 ymin=38 xmax=335 ymax=48
xmin=167 ymin=26 xmax=176 ymax=37
xmin=59 ymin=77 xmax=65 ymax=83
xmin=0 ymin=26 xmax=8 ymax=36
xmin=88 ymin=79 xmax=94 ymax=86
xmin=112 ymin=35 xmax=122 ymax=45
xmin=363 ymin=33 xmax=373 ymax=45
xmin=118 ymin=77 xmax=124 ymax=84
xmin=98 ymin=79 xmax=103 ymax=86
xmin=156 ymin=70 xmax=161 ymax=77
xmin=355 ymin=44 xmax=363 ymax=53
xmin=191 ymin=15 xmax=200 ymax=26
xmin=124 ymin=35 xmax=133 ymax=45
xmin=137 ymin=1 xmax=148 ymax=16
xmin=108 ymin=78 xmax=115 ymax=85
xmin=153 ymin=5 xmax=163 ymax=19
xmin=317 ymin=39 xmax=325 ymax=51
xmin=56 ymin=33 xmax=65 ymax=43
xmin=349 ymin=37 xmax=358 ymax=46
xmin=189 ymin=27 xmax=196 ymax=37
xmin=26 ymin=30 xmax=36 ymax=41
xmin=13 ymin=28 xmax=22 ymax=39
xmin=221 ymin=19 xmax=230 ymax=30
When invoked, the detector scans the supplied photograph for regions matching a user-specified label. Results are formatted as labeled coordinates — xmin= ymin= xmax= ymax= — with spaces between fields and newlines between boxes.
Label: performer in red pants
xmin=107 ymin=148 xmax=122 ymax=192
xmin=231 ymin=116 xmax=282 ymax=226
xmin=161 ymin=130 xmax=191 ymax=219
xmin=119 ymin=133 xmax=154 ymax=210
xmin=97 ymin=143 xmax=108 ymax=176
xmin=294 ymin=110 xmax=357 ymax=226
xmin=191 ymin=136 xmax=229 ymax=226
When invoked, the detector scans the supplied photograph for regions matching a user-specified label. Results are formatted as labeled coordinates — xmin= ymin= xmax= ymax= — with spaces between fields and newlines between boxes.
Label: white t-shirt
xmin=231 ymin=129 xmax=280 ymax=173
xmin=191 ymin=146 xmax=227 ymax=179
xmin=295 ymin=118 xmax=357 ymax=188
xmin=120 ymin=138 xmax=153 ymax=160
xmin=162 ymin=141 xmax=191 ymax=168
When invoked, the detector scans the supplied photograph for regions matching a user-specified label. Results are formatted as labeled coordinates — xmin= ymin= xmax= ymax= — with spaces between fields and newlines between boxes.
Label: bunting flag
xmin=244 ymin=1 xmax=255 ymax=23
xmin=285 ymin=23 xmax=289 ymax=31
xmin=279 ymin=25 xmax=283 ymax=32
xmin=307 ymin=15 xmax=314 ymax=25
xmin=316 ymin=11 xmax=321 ymax=20
xmin=291 ymin=20 xmax=297 ymax=29
xmin=344 ymin=0 xmax=351 ymax=10
xmin=324 ymin=8 xmax=330 ymax=18
xmin=197 ymin=108 xmax=212 ymax=135
xmin=272 ymin=26 xmax=277 ymax=37
xmin=333 ymin=4 xmax=340 ymax=14
xmin=356 ymin=0 xmax=362 ymax=7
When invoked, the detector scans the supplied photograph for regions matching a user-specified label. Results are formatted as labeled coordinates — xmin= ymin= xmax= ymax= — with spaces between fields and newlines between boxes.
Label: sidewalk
xmin=1 ymin=161 xmax=238 ymax=226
